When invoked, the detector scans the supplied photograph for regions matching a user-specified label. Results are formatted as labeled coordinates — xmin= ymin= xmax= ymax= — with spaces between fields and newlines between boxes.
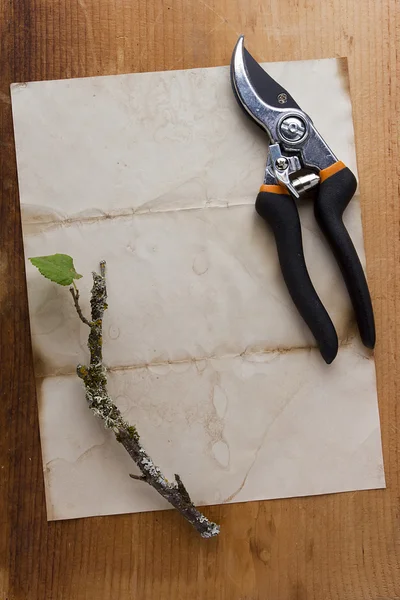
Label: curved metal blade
xmin=230 ymin=36 xmax=300 ymax=135
xmin=243 ymin=46 xmax=300 ymax=111
xmin=231 ymin=35 xmax=338 ymax=176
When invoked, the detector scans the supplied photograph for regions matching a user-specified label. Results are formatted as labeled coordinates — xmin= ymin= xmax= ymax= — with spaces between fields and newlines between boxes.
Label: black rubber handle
xmin=256 ymin=189 xmax=338 ymax=364
xmin=314 ymin=166 xmax=375 ymax=349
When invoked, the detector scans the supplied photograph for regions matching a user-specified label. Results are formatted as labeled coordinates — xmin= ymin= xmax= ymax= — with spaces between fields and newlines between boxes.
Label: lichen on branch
xmin=72 ymin=261 xmax=220 ymax=539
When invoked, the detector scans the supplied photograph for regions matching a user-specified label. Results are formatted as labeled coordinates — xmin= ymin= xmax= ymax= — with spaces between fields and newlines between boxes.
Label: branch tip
xmin=129 ymin=473 xmax=147 ymax=482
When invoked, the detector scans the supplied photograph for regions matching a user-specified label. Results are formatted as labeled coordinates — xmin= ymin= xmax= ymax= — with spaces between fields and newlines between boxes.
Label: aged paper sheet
xmin=11 ymin=58 xmax=385 ymax=520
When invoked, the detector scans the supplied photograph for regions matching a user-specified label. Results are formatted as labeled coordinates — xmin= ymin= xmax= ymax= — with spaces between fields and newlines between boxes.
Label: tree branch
xmin=74 ymin=261 xmax=220 ymax=539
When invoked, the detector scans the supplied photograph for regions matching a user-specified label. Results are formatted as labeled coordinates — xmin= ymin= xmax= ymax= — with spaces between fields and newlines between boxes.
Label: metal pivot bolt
xmin=279 ymin=116 xmax=307 ymax=142
xmin=275 ymin=157 xmax=289 ymax=171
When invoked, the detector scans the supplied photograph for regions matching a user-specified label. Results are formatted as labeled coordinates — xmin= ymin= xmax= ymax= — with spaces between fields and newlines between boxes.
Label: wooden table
xmin=1 ymin=1 xmax=399 ymax=598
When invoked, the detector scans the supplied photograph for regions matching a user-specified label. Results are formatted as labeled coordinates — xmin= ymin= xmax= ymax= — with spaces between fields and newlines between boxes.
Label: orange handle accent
xmin=259 ymin=184 xmax=289 ymax=195
xmin=319 ymin=161 xmax=346 ymax=183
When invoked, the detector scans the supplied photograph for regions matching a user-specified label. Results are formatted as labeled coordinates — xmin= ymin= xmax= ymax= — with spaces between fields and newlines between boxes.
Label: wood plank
xmin=0 ymin=0 xmax=399 ymax=598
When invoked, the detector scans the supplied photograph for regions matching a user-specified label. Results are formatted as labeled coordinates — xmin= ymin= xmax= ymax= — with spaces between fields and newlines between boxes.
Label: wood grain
xmin=0 ymin=0 xmax=399 ymax=598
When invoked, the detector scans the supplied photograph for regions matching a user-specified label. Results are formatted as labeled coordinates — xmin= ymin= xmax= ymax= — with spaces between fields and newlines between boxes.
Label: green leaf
xmin=29 ymin=254 xmax=83 ymax=286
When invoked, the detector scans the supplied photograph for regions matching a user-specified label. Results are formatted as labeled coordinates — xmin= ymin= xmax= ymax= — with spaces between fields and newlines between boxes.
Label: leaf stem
xmin=69 ymin=286 xmax=92 ymax=327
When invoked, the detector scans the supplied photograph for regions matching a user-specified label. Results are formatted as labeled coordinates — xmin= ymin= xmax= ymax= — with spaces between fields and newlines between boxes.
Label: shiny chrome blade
xmin=230 ymin=36 xmax=300 ymax=135
xmin=231 ymin=35 xmax=338 ymax=173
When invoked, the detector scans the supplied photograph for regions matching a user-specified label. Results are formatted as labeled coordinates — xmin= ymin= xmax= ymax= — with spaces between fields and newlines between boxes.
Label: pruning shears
xmin=230 ymin=36 xmax=375 ymax=364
